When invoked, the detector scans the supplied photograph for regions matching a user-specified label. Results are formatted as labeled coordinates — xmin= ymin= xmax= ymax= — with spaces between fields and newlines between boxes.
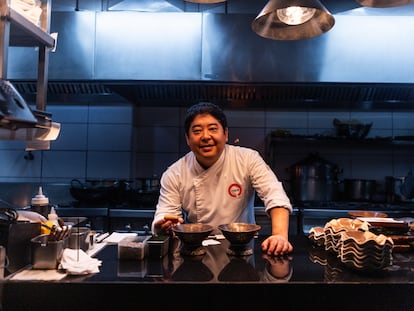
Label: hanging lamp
xmin=252 ymin=0 xmax=335 ymax=40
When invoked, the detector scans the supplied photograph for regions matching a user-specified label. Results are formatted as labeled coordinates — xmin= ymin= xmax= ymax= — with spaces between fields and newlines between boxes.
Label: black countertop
xmin=2 ymin=235 xmax=414 ymax=310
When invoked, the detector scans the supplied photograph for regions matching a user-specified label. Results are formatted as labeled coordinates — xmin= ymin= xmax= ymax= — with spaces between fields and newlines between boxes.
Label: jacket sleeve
xmin=248 ymin=149 xmax=293 ymax=214
xmin=151 ymin=166 xmax=184 ymax=233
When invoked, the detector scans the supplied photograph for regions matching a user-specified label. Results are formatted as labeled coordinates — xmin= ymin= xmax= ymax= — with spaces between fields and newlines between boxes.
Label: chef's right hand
xmin=154 ymin=215 xmax=184 ymax=236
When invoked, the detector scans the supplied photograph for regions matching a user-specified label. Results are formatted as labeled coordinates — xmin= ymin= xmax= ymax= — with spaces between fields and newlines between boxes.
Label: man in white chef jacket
xmin=151 ymin=102 xmax=293 ymax=256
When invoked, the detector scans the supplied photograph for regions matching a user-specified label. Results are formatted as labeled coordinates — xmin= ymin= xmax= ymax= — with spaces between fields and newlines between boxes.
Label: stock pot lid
xmin=293 ymin=153 xmax=338 ymax=168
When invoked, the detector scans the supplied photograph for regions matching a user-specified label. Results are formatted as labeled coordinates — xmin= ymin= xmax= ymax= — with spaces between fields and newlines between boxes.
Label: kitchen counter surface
xmin=1 ymin=235 xmax=414 ymax=310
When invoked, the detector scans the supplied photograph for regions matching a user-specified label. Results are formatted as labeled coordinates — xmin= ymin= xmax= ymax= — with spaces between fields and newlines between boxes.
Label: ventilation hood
xmin=8 ymin=2 xmax=414 ymax=110
xmin=13 ymin=80 xmax=414 ymax=110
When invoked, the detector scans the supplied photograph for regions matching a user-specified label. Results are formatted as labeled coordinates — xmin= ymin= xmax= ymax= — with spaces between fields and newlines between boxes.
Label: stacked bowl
xmin=309 ymin=217 xmax=394 ymax=272
xmin=323 ymin=218 xmax=370 ymax=253
xmin=337 ymin=230 xmax=394 ymax=271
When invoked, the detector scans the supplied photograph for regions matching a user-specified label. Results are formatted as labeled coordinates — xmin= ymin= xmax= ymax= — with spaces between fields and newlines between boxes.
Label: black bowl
xmin=172 ymin=223 xmax=214 ymax=246
xmin=218 ymin=222 xmax=261 ymax=245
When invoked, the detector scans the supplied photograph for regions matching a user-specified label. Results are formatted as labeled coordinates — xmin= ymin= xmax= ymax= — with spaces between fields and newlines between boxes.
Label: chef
xmin=151 ymin=102 xmax=293 ymax=256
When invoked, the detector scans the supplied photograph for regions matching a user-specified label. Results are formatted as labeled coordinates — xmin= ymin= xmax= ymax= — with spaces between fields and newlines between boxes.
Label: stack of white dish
xmin=337 ymin=230 xmax=394 ymax=271
xmin=308 ymin=217 xmax=394 ymax=271
xmin=323 ymin=218 xmax=370 ymax=253
xmin=308 ymin=226 xmax=325 ymax=247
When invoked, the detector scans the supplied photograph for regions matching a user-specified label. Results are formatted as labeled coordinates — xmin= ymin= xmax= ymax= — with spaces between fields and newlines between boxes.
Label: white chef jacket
xmin=151 ymin=144 xmax=292 ymax=234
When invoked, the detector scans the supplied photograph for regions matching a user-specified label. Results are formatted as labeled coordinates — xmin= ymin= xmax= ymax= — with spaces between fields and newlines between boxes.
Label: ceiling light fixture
xmin=355 ymin=0 xmax=414 ymax=8
xmin=252 ymin=0 xmax=335 ymax=40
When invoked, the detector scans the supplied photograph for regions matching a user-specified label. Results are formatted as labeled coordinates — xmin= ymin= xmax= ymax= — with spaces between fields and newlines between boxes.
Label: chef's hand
xmin=153 ymin=215 xmax=184 ymax=236
xmin=261 ymin=234 xmax=293 ymax=256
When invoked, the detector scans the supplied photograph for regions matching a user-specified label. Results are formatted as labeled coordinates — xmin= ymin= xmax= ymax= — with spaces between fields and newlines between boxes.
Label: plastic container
xmin=118 ymin=236 xmax=150 ymax=260
xmin=31 ymin=186 xmax=51 ymax=218
xmin=47 ymin=207 xmax=60 ymax=227
xmin=31 ymin=234 xmax=65 ymax=269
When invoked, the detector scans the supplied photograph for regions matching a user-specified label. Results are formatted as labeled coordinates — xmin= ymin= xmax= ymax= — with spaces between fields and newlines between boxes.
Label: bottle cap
xmin=31 ymin=186 xmax=49 ymax=206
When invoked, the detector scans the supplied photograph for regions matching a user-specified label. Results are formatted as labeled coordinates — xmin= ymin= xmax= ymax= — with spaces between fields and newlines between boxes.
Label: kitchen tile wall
xmin=1 ymin=102 xmax=414 ymax=198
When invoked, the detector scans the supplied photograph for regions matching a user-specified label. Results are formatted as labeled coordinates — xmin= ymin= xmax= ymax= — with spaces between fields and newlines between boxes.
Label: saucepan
xmin=343 ymin=179 xmax=376 ymax=201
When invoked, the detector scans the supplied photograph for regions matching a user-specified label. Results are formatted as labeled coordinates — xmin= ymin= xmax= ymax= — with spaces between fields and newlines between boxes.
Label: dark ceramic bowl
xmin=218 ymin=222 xmax=261 ymax=245
xmin=172 ymin=223 xmax=214 ymax=246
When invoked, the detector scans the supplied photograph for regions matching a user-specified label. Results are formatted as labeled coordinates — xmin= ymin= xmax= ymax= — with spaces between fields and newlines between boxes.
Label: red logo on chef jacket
xmin=228 ymin=183 xmax=242 ymax=198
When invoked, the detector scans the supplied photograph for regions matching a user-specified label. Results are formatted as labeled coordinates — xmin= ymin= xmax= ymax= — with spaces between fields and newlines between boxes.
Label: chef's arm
xmin=269 ymin=207 xmax=290 ymax=238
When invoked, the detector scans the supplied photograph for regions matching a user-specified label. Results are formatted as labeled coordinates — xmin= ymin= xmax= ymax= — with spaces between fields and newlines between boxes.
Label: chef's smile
xmin=186 ymin=113 xmax=228 ymax=169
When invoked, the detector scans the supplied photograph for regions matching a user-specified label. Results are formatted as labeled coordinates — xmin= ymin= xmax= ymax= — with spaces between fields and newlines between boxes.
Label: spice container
xmin=118 ymin=236 xmax=150 ymax=260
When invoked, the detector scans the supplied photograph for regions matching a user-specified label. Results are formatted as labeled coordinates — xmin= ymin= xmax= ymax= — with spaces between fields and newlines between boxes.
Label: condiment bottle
xmin=40 ymin=206 xmax=60 ymax=235
xmin=31 ymin=186 xmax=50 ymax=218
xmin=47 ymin=206 xmax=60 ymax=228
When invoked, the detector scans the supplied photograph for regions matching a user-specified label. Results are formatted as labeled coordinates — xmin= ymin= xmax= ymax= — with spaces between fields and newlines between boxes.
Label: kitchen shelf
xmin=4 ymin=4 xmax=55 ymax=47
xmin=0 ymin=0 xmax=55 ymax=112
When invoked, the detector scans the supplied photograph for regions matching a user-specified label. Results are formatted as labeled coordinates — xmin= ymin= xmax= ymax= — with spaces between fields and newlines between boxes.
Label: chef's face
xmin=186 ymin=113 xmax=228 ymax=169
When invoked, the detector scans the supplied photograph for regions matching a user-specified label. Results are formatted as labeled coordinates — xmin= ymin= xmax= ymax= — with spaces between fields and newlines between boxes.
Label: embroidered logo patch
xmin=228 ymin=183 xmax=242 ymax=198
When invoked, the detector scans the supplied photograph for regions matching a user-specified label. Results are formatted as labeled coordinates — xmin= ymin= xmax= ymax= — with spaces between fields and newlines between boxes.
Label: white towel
xmin=59 ymin=248 xmax=102 ymax=275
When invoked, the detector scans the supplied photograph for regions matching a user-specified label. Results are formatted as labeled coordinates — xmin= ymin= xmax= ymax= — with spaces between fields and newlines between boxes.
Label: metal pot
xmin=290 ymin=153 xmax=341 ymax=202
xmin=343 ymin=179 xmax=376 ymax=201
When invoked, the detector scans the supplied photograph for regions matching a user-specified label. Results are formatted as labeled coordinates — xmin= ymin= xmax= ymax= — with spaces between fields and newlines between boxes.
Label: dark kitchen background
xmin=1 ymin=0 xmax=414 ymax=232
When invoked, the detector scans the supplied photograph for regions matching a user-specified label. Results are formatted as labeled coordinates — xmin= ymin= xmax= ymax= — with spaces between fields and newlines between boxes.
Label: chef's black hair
xmin=184 ymin=102 xmax=228 ymax=135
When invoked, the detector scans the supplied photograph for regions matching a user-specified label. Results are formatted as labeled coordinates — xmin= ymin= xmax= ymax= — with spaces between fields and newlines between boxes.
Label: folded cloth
xmin=59 ymin=248 xmax=102 ymax=275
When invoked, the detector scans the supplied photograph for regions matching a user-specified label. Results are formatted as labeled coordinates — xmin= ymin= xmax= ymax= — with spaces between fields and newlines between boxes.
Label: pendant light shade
xmin=185 ymin=0 xmax=226 ymax=3
xmin=356 ymin=0 xmax=414 ymax=8
xmin=252 ymin=0 xmax=335 ymax=40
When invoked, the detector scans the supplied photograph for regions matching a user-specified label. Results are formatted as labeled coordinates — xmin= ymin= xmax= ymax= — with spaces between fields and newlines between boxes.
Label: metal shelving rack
xmin=0 ymin=0 xmax=55 ymax=111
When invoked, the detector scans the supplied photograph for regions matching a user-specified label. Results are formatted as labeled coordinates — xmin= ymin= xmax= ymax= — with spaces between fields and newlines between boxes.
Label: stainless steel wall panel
xmin=94 ymin=12 xmax=202 ymax=80
xmin=8 ymin=47 xmax=38 ymax=79
xmin=201 ymin=14 xmax=414 ymax=83
xmin=201 ymin=13 xmax=327 ymax=82
xmin=48 ymin=12 xmax=96 ymax=80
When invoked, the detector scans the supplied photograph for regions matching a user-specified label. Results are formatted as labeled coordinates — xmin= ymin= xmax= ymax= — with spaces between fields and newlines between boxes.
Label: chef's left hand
xmin=261 ymin=234 xmax=293 ymax=256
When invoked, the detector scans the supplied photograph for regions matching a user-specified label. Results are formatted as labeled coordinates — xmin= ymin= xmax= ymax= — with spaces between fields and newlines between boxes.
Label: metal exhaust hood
xmin=12 ymin=80 xmax=414 ymax=110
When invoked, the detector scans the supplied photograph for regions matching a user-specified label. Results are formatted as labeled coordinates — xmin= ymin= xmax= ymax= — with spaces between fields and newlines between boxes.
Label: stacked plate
xmin=308 ymin=226 xmax=325 ymax=247
xmin=337 ymin=230 xmax=394 ymax=271
xmin=323 ymin=218 xmax=370 ymax=253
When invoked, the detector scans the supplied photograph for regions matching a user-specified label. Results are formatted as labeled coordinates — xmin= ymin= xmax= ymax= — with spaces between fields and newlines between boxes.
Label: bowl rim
xmin=172 ymin=223 xmax=214 ymax=233
xmin=218 ymin=222 xmax=261 ymax=233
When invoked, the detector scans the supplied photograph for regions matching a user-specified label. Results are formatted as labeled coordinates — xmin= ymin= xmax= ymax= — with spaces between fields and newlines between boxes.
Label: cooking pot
xmin=343 ymin=179 xmax=376 ymax=201
xmin=290 ymin=153 xmax=341 ymax=202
